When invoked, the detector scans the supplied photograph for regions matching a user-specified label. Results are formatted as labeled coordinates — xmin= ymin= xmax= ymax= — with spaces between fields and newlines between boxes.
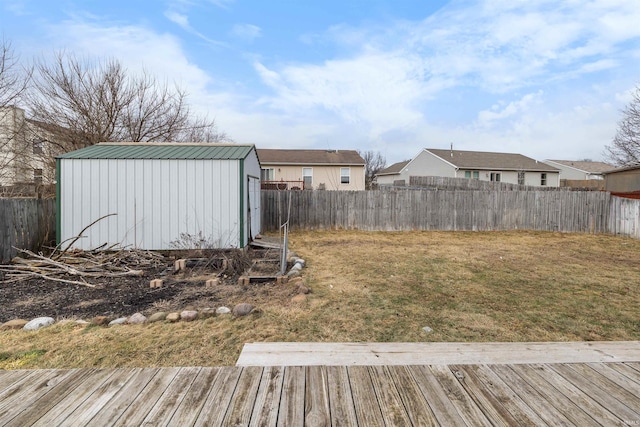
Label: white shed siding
xmin=60 ymin=158 xmax=243 ymax=250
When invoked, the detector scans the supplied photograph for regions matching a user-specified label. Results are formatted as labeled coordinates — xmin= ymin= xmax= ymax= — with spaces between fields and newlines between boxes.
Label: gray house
xmin=543 ymin=160 xmax=613 ymax=181
xmin=57 ymin=143 xmax=261 ymax=250
xmin=376 ymin=148 xmax=559 ymax=187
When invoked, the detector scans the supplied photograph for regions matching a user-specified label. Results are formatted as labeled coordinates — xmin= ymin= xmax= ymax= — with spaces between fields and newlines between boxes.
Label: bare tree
xmin=605 ymin=85 xmax=640 ymax=166
xmin=0 ymin=39 xmax=33 ymax=188
xmin=28 ymin=53 xmax=229 ymax=153
xmin=358 ymin=150 xmax=386 ymax=189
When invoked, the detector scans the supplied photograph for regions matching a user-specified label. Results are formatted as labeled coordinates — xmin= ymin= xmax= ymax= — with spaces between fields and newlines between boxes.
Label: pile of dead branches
xmin=0 ymin=248 xmax=167 ymax=287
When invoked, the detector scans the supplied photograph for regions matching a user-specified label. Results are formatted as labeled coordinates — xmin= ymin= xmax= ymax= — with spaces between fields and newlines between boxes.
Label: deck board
xmin=2 ymin=358 xmax=640 ymax=426
xmin=236 ymin=341 xmax=640 ymax=366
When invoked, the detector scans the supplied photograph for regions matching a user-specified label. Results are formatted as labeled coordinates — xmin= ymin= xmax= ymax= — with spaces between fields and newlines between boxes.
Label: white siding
xmin=60 ymin=158 xmax=243 ymax=250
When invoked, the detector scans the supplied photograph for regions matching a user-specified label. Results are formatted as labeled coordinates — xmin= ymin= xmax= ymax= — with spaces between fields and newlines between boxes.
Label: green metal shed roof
xmin=58 ymin=143 xmax=256 ymax=160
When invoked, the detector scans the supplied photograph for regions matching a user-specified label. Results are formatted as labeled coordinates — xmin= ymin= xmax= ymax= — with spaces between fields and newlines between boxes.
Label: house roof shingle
xmin=427 ymin=149 xmax=558 ymax=172
xmin=257 ymin=149 xmax=365 ymax=165
xmin=545 ymin=159 xmax=614 ymax=174
xmin=377 ymin=160 xmax=410 ymax=175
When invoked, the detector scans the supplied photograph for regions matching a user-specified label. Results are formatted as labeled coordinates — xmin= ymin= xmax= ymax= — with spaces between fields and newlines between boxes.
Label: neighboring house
xmin=57 ymin=143 xmax=261 ymax=250
xmin=603 ymin=164 xmax=640 ymax=195
xmin=543 ymin=160 xmax=613 ymax=180
xmin=376 ymin=148 xmax=560 ymax=187
xmin=0 ymin=105 xmax=66 ymax=189
xmin=257 ymin=148 xmax=366 ymax=191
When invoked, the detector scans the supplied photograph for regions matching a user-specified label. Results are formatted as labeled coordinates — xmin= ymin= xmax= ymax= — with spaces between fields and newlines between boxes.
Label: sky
xmin=1 ymin=0 xmax=639 ymax=165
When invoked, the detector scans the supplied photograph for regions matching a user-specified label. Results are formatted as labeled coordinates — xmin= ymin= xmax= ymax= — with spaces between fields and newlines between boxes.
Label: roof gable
xmin=426 ymin=148 xmax=558 ymax=172
xmin=58 ymin=142 xmax=256 ymax=160
xmin=257 ymin=149 xmax=365 ymax=165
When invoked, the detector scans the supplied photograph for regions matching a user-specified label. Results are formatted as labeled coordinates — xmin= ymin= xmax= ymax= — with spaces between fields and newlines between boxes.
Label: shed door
xmin=248 ymin=176 xmax=261 ymax=239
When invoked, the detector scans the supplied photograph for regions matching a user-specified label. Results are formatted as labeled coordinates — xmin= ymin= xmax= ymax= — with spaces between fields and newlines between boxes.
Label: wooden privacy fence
xmin=261 ymin=189 xmax=640 ymax=237
xmin=0 ymin=198 xmax=56 ymax=263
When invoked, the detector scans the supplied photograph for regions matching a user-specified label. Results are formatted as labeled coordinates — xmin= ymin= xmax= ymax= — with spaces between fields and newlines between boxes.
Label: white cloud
xmin=477 ymin=92 xmax=544 ymax=126
xmin=45 ymin=20 xmax=212 ymax=92
xmin=231 ymin=24 xmax=262 ymax=42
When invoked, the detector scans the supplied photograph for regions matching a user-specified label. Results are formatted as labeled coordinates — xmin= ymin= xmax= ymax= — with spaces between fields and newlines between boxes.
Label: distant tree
xmin=28 ymin=53 xmax=228 ymax=153
xmin=0 ymin=39 xmax=34 ymax=187
xmin=605 ymin=85 xmax=640 ymax=166
xmin=359 ymin=150 xmax=386 ymax=190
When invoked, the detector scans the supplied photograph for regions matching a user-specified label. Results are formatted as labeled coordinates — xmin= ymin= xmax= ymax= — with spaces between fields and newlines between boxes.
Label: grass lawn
xmin=1 ymin=230 xmax=639 ymax=369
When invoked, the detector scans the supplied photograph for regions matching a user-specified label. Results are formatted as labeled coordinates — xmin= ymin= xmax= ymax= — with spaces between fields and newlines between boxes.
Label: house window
xmin=34 ymin=168 xmax=43 ymax=184
xmin=33 ymin=141 xmax=43 ymax=155
xmin=340 ymin=167 xmax=350 ymax=184
xmin=490 ymin=172 xmax=501 ymax=182
xmin=518 ymin=171 xmax=525 ymax=185
xmin=302 ymin=168 xmax=313 ymax=189
xmin=464 ymin=170 xmax=479 ymax=180
xmin=261 ymin=168 xmax=274 ymax=181
xmin=541 ymin=173 xmax=547 ymax=186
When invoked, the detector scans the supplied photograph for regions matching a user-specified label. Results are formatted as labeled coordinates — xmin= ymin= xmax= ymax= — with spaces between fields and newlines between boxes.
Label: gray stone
xmin=148 ymin=312 xmax=168 ymax=323
xmin=287 ymin=269 xmax=300 ymax=277
xmin=127 ymin=313 xmax=147 ymax=324
xmin=294 ymin=258 xmax=305 ymax=268
xmin=232 ymin=303 xmax=254 ymax=317
xmin=1 ymin=319 xmax=29 ymax=330
xmin=166 ymin=312 xmax=181 ymax=322
xmin=180 ymin=310 xmax=198 ymax=321
xmin=216 ymin=306 xmax=231 ymax=315
xmin=199 ymin=308 xmax=216 ymax=319
xmin=422 ymin=326 xmax=433 ymax=334
xmin=23 ymin=317 xmax=55 ymax=331
xmin=109 ymin=317 xmax=128 ymax=326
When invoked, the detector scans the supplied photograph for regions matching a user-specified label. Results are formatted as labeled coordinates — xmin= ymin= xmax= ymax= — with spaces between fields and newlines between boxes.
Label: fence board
xmin=261 ymin=190 xmax=634 ymax=237
xmin=0 ymin=198 xmax=56 ymax=263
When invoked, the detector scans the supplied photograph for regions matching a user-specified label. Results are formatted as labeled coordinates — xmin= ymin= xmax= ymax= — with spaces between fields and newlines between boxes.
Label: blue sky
xmin=1 ymin=0 xmax=639 ymax=165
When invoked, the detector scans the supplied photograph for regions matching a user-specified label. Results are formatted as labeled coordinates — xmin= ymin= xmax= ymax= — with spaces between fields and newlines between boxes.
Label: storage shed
xmin=56 ymin=143 xmax=261 ymax=250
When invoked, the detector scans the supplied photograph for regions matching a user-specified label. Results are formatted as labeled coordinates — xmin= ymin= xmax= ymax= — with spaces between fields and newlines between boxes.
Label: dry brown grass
xmin=1 ymin=230 xmax=639 ymax=369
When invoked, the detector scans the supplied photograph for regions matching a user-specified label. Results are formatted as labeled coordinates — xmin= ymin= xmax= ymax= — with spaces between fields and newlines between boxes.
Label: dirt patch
xmin=0 ymin=247 xmax=296 ymax=323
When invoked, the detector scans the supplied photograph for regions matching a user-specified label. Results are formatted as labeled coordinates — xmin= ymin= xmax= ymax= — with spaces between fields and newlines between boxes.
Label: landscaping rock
xmin=1 ymin=319 xmax=29 ymax=330
xmin=199 ymin=308 xmax=216 ymax=319
xmin=109 ymin=317 xmax=128 ymax=326
xmin=180 ymin=310 xmax=198 ymax=322
xmin=232 ymin=303 xmax=254 ymax=317
xmin=92 ymin=316 xmax=111 ymax=326
xmin=297 ymin=284 xmax=311 ymax=294
xmin=128 ymin=313 xmax=147 ymax=324
xmin=148 ymin=312 xmax=168 ymax=323
xmin=293 ymin=258 xmax=305 ymax=268
xmin=216 ymin=306 xmax=231 ymax=315
xmin=291 ymin=294 xmax=307 ymax=304
xmin=287 ymin=269 xmax=300 ymax=277
xmin=23 ymin=317 xmax=56 ymax=331
xmin=166 ymin=312 xmax=181 ymax=322
xmin=422 ymin=326 xmax=433 ymax=334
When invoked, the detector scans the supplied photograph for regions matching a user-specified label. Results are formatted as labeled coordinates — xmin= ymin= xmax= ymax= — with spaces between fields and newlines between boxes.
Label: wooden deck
xmin=237 ymin=341 xmax=640 ymax=366
xmin=1 ymin=362 xmax=640 ymax=425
